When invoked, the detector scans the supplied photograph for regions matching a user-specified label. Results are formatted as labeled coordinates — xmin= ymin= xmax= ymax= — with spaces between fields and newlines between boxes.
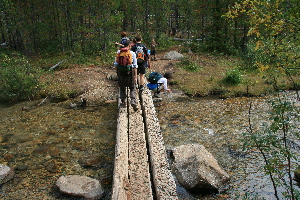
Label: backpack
xmin=147 ymin=82 xmax=159 ymax=90
xmin=134 ymin=44 xmax=145 ymax=64
xmin=148 ymin=72 xmax=163 ymax=84
xmin=117 ymin=48 xmax=132 ymax=72
xmin=120 ymin=38 xmax=128 ymax=46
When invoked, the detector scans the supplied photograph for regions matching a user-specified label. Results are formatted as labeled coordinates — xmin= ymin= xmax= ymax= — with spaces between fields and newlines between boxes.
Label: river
xmin=0 ymin=91 xmax=299 ymax=199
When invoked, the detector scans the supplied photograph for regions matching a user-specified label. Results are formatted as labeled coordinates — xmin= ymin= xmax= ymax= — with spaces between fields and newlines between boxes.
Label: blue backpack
xmin=120 ymin=38 xmax=128 ymax=46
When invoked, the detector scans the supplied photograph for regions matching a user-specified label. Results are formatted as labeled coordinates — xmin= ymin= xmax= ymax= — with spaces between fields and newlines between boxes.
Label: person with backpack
xmin=147 ymin=72 xmax=172 ymax=98
xmin=131 ymin=36 xmax=150 ymax=93
xmin=115 ymin=31 xmax=129 ymax=48
xmin=114 ymin=40 xmax=138 ymax=111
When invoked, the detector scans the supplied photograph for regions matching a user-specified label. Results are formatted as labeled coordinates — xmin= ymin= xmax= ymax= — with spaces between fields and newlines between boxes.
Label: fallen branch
xmin=37 ymin=96 xmax=48 ymax=106
xmin=49 ymin=55 xmax=73 ymax=71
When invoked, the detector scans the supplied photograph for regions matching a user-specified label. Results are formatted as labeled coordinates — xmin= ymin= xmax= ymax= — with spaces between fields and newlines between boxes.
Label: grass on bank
xmin=1 ymin=43 xmax=299 ymax=103
xmin=0 ymin=48 xmax=116 ymax=103
xmin=171 ymin=50 xmax=299 ymax=98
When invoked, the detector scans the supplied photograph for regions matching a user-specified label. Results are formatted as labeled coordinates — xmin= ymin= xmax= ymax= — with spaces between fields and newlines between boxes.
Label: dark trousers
xmin=118 ymin=70 xmax=136 ymax=104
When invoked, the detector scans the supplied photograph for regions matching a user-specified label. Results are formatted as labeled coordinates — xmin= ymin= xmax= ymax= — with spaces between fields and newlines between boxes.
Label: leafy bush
xmin=0 ymin=52 xmax=42 ymax=102
xmin=156 ymin=34 xmax=178 ymax=49
xmin=243 ymin=98 xmax=300 ymax=199
xmin=223 ymin=68 xmax=242 ymax=85
xmin=181 ymin=40 xmax=207 ymax=54
xmin=177 ymin=57 xmax=202 ymax=72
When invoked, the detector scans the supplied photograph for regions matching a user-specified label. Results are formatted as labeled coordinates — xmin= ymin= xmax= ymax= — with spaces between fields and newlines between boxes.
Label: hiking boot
xmin=154 ymin=93 xmax=161 ymax=98
xmin=139 ymin=85 xmax=144 ymax=93
xmin=131 ymin=103 xmax=138 ymax=111
xmin=120 ymin=100 xmax=126 ymax=108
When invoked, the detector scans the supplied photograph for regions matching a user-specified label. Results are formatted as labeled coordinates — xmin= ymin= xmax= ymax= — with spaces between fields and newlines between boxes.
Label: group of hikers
xmin=114 ymin=31 xmax=172 ymax=111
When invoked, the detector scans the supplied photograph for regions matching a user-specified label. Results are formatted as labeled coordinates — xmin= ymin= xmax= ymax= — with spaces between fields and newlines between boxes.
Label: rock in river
xmin=171 ymin=144 xmax=230 ymax=193
xmin=0 ymin=164 xmax=15 ymax=184
xmin=56 ymin=175 xmax=103 ymax=199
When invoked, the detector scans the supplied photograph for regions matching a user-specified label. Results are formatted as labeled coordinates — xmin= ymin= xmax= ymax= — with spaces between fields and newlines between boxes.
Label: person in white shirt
xmin=114 ymin=41 xmax=138 ymax=111
xmin=148 ymin=72 xmax=172 ymax=98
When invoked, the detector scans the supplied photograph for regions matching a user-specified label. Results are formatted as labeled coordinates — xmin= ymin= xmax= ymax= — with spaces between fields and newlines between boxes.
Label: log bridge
xmin=112 ymin=88 xmax=179 ymax=200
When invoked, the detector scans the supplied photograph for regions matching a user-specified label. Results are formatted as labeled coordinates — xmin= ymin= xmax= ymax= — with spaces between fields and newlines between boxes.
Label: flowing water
xmin=156 ymin=91 xmax=300 ymax=199
xmin=0 ymin=91 xmax=299 ymax=199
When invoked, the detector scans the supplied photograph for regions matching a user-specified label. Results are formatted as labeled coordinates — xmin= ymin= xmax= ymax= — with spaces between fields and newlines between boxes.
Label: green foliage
xmin=223 ymin=68 xmax=242 ymax=85
xmin=177 ymin=57 xmax=202 ymax=72
xmin=181 ymin=40 xmax=207 ymax=53
xmin=0 ymin=52 xmax=43 ymax=102
xmin=227 ymin=0 xmax=300 ymax=91
xmin=205 ymin=35 xmax=235 ymax=55
xmin=156 ymin=34 xmax=178 ymax=50
xmin=243 ymin=98 xmax=300 ymax=199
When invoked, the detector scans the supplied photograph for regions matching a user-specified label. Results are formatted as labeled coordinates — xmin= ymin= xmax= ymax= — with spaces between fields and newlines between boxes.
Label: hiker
xmin=150 ymin=38 xmax=157 ymax=61
xmin=115 ymin=31 xmax=129 ymax=48
xmin=131 ymin=38 xmax=136 ymax=47
xmin=131 ymin=36 xmax=150 ymax=93
xmin=114 ymin=40 xmax=138 ymax=111
xmin=147 ymin=72 xmax=172 ymax=98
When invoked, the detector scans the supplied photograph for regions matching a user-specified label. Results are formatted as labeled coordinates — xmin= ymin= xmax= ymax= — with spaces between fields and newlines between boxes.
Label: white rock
xmin=172 ymin=144 xmax=230 ymax=191
xmin=0 ymin=164 xmax=15 ymax=184
xmin=56 ymin=175 xmax=103 ymax=199
xmin=163 ymin=51 xmax=184 ymax=60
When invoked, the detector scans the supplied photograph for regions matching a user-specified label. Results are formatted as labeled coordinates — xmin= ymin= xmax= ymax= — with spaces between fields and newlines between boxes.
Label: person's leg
xmin=139 ymin=74 xmax=145 ymax=86
xmin=119 ymin=86 xmax=127 ymax=107
xmin=154 ymin=84 xmax=163 ymax=98
xmin=153 ymin=50 xmax=157 ymax=61
xmin=138 ymin=62 xmax=146 ymax=93
xmin=129 ymin=87 xmax=138 ymax=111
xmin=150 ymin=51 xmax=154 ymax=61
xmin=118 ymin=73 xmax=127 ymax=107
xmin=129 ymin=87 xmax=136 ymax=104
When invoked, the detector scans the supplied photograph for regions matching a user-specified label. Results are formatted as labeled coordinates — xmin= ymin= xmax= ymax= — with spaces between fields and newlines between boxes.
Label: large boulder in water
xmin=56 ymin=175 xmax=103 ymax=199
xmin=163 ymin=51 xmax=184 ymax=60
xmin=171 ymin=144 xmax=230 ymax=192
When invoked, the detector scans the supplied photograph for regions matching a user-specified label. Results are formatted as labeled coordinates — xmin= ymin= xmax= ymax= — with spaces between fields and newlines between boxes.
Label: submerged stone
xmin=56 ymin=175 xmax=103 ymax=199
xmin=0 ymin=164 xmax=15 ymax=184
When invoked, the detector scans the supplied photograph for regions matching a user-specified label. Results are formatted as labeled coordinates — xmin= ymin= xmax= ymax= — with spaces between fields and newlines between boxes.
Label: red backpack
xmin=117 ymin=48 xmax=132 ymax=65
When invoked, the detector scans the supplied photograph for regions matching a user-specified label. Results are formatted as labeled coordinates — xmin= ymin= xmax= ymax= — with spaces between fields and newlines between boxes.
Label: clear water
xmin=0 ymin=100 xmax=117 ymax=199
xmin=0 ymin=91 xmax=299 ymax=199
xmin=156 ymin=91 xmax=300 ymax=199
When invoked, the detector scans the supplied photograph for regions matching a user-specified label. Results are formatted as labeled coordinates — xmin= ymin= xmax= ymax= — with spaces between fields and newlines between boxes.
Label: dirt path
xmin=54 ymin=48 xmax=182 ymax=105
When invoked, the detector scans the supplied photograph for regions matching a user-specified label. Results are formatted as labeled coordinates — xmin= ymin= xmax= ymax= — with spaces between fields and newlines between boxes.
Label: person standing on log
xmin=131 ymin=36 xmax=150 ymax=93
xmin=114 ymin=41 xmax=138 ymax=111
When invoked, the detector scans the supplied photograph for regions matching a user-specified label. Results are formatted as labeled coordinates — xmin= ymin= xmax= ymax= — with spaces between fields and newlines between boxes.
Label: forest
xmin=0 ymin=0 xmax=299 ymax=101
xmin=0 ymin=0 xmax=296 ymax=55
xmin=1 ymin=0 xmax=251 ymax=55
